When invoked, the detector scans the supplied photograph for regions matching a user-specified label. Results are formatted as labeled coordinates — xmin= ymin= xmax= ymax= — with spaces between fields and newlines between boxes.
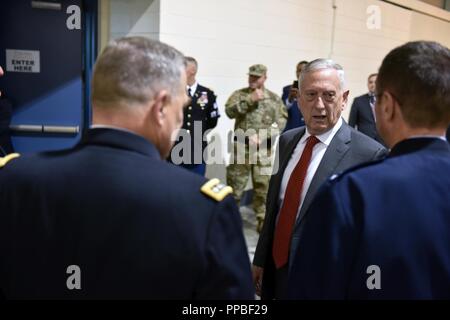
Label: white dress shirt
xmin=187 ymin=82 xmax=198 ymax=97
xmin=277 ymin=117 xmax=343 ymax=221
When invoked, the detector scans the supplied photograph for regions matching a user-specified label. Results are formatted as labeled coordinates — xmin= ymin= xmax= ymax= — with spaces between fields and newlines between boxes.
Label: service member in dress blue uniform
xmin=288 ymin=41 xmax=450 ymax=299
xmin=169 ymin=57 xmax=220 ymax=176
xmin=281 ymin=61 xmax=308 ymax=132
xmin=0 ymin=37 xmax=254 ymax=299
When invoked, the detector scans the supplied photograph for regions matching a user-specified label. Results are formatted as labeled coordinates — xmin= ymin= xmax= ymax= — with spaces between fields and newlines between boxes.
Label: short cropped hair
xmin=368 ymin=73 xmax=378 ymax=80
xmin=299 ymin=58 xmax=346 ymax=92
xmin=92 ymin=37 xmax=185 ymax=107
xmin=184 ymin=56 xmax=198 ymax=67
xmin=377 ymin=41 xmax=450 ymax=128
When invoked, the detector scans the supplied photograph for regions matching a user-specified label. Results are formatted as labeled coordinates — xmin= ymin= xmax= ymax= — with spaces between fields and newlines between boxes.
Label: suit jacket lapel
xmin=366 ymin=94 xmax=376 ymax=124
xmin=294 ymin=123 xmax=351 ymax=227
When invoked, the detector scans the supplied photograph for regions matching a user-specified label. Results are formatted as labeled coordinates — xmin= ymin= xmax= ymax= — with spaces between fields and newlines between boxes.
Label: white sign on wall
xmin=6 ymin=49 xmax=40 ymax=73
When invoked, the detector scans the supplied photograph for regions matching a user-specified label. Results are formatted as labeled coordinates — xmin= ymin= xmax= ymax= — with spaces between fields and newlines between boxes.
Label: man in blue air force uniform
xmin=0 ymin=37 xmax=254 ymax=299
xmin=288 ymin=41 xmax=450 ymax=299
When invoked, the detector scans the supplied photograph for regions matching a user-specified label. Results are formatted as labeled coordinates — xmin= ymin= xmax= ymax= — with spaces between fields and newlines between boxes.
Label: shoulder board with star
xmin=201 ymin=178 xmax=233 ymax=201
xmin=0 ymin=153 xmax=21 ymax=169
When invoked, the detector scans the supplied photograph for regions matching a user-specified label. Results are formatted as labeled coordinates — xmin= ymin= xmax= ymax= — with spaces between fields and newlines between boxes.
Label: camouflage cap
xmin=248 ymin=64 xmax=267 ymax=77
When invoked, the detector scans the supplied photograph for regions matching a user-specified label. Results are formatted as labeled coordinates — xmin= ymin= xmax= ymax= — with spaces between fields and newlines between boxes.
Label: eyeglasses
xmin=302 ymin=90 xmax=338 ymax=103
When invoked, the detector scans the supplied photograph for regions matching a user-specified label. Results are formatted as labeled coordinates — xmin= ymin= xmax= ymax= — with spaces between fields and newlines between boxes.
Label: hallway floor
xmin=240 ymin=206 xmax=259 ymax=263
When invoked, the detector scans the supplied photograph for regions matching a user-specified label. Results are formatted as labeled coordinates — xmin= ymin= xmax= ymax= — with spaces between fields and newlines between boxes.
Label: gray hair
xmin=298 ymin=58 xmax=346 ymax=91
xmin=92 ymin=37 xmax=185 ymax=107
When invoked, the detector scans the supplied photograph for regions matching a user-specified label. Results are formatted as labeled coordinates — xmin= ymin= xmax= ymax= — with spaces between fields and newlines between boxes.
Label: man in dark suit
xmin=288 ymin=41 xmax=450 ymax=299
xmin=282 ymin=61 xmax=308 ymax=132
xmin=170 ymin=57 xmax=220 ymax=176
xmin=252 ymin=59 xmax=387 ymax=299
xmin=0 ymin=37 xmax=254 ymax=299
xmin=348 ymin=73 xmax=384 ymax=144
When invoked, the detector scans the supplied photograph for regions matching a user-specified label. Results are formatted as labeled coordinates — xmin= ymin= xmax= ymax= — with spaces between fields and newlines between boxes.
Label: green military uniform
xmin=225 ymin=64 xmax=287 ymax=232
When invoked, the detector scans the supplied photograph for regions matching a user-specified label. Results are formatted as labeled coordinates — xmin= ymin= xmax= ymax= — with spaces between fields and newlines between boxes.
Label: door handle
xmin=31 ymin=1 xmax=62 ymax=11
xmin=9 ymin=124 xmax=79 ymax=135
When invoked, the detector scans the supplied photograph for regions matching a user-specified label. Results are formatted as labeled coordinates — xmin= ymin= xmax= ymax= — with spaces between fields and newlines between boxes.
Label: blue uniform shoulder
xmin=328 ymin=157 xmax=386 ymax=183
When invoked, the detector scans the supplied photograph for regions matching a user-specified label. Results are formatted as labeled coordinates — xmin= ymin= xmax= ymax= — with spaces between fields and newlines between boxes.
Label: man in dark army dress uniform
xmin=170 ymin=56 xmax=220 ymax=176
xmin=0 ymin=37 xmax=254 ymax=299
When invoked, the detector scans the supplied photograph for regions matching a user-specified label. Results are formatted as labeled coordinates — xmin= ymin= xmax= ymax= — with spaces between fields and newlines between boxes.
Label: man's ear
xmin=150 ymin=90 xmax=170 ymax=127
xmin=380 ymin=91 xmax=397 ymax=122
xmin=341 ymin=90 xmax=350 ymax=110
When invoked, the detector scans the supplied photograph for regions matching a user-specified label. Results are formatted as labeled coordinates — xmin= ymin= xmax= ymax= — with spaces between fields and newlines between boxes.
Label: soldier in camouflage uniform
xmin=225 ymin=64 xmax=287 ymax=233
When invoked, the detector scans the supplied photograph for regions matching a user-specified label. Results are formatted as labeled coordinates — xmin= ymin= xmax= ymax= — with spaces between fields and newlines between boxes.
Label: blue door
xmin=0 ymin=0 xmax=97 ymax=153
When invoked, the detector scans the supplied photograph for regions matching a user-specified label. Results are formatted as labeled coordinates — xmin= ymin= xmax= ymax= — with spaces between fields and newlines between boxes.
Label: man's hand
xmin=287 ymin=86 xmax=298 ymax=103
xmin=252 ymin=265 xmax=264 ymax=297
xmin=251 ymin=88 xmax=264 ymax=102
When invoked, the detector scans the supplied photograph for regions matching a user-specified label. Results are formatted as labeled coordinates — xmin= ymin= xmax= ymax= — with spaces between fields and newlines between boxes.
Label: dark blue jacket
xmin=288 ymin=137 xmax=450 ymax=299
xmin=282 ymin=85 xmax=304 ymax=132
xmin=0 ymin=128 xmax=254 ymax=299
xmin=348 ymin=93 xmax=384 ymax=145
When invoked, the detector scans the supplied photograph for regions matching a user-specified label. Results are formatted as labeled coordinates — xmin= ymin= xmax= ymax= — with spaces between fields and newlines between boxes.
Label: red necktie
xmin=272 ymin=135 xmax=320 ymax=269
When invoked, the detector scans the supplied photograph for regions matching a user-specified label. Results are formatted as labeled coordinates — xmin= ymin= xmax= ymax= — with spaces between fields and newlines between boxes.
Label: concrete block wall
xmin=104 ymin=0 xmax=450 ymax=178
xmin=109 ymin=0 xmax=160 ymax=40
